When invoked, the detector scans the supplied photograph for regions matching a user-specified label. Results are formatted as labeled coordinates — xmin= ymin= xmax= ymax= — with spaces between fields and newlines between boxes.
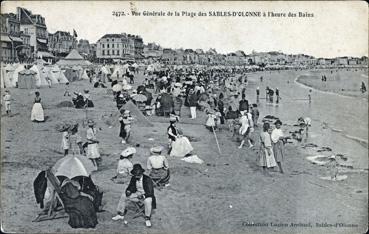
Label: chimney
xmin=16 ymin=7 xmax=22 ymax=21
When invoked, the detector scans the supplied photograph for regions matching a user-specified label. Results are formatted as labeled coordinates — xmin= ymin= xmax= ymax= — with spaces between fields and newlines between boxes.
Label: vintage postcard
xmin=0 ymin=1 xmax=368 ymax=233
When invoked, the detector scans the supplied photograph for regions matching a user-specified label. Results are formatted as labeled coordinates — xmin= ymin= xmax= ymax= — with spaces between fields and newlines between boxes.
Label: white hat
xmin=150 ymin=146 xmax=164 ymax=154
xmin=121 ymin=147 xmax=136 ymax=157
xmin=329 ymin=155 xmax=336 ymax=159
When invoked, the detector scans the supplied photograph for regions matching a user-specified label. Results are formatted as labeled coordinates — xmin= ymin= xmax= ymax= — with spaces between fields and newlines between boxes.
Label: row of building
xmin=1 ymin=7 xmax=368 ymax=67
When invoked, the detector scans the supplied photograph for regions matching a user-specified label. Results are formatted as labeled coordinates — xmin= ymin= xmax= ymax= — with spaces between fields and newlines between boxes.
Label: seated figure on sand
xmin=112 ymin=164 xmax=156 ymax=227
xmin=167 ymin=115 xmax=194 ymax=157
xmin=147 ymin=146 xmax=170 ymax=187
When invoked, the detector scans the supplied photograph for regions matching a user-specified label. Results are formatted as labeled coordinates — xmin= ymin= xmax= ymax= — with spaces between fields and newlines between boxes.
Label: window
xmin=102 ymin=44 xmax=105 ymax=48
xmin=117 ymin=50 xmax=119 ymax=55
xmin=107 ymin=39 xmax=109 ymax=42
xmin=107 ymin=44 xmax=109 ymax=48
xmin=102 ymin=50 xmax=105 ymax=55
xmin=107 ymin=50 xmax=110 ymax=55
xmin=112 ymin=50 xmax=115 ymax=55
xmin=112 ymin=44 xmax=114 ymax=48
xmin=112 ymin=39 xmax=114 ymax=42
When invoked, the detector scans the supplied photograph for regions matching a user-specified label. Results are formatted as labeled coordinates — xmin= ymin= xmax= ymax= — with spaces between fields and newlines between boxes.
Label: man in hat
xmin=112 ymin=147 xmax=136 ymax=184
xmin=147 ymin=146 xmax=170 ymax=187
xmin=112 ymin=164 xmax=156 ymax=227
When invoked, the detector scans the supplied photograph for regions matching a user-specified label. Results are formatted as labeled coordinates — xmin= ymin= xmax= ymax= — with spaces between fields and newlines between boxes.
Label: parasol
xmin=132 ymin=94 xmax=147 ymax=102
xmin=112 ymin=83 xmax=122 ymax=92
xmin=53 ymin=154 xmax=95 ymax=178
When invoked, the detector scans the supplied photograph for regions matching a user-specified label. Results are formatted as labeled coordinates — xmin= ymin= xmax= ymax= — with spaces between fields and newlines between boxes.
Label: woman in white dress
xmin=86 ymin=119 xmax=100 ymax=170
xmin=259 ymin=122 xmax=277 ymax=174
xmin=31 ymin=91 xmax=44 ymax=122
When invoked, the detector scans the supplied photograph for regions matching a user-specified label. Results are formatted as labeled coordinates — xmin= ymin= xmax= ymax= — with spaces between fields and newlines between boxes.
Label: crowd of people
xmin=6 ymin=62 xmax=315 ymax=229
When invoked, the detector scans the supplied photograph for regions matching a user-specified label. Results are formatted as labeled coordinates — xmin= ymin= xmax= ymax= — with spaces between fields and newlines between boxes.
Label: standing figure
xmin=31 ymin=91 xmax=45 ymax=122
xmin=188 ymin=89 xmax=198 ymax=119
xmin=258 ymin=123 xmax=277 ymax=174
xmin=64 ymin=82 xmax=71 ymax=96
xmin=250 ymin=104 xmax=260 ymax=127
xmin=275 ymin=88 xmax=280 ymax=104
xmin=238 ymin=110 xmax=254 ymax=149
xmin=271 ymin=120 xmax=285 ymax=173
xmin=119 ymin=110 xmax=134 ymax=144
xmin=86 ymin=119 xmax=100 ymax=170
xmin=3 ymin=90 xmax=12 ymax=116
xmin=256 ymin=87 xmax=260 ymax=103
xmin=268 ymin=88 xmax=274 ymax=103
xmin=61 ymin=122 xmax=83 ymax=156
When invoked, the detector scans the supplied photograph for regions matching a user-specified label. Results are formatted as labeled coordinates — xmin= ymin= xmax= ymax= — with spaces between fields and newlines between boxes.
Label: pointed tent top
xmin=65 ymin=49 xmax=84 ymax=60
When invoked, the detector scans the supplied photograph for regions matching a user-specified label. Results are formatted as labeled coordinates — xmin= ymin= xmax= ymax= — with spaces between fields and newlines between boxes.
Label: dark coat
xmin=126 ymin=175 xmax=156 ymax=209
xmin=61 ymin=183 xmax=98 ymax=229
xmin=239 ymin=99 xmax=249 ymax=112
xmin=33 ymin=170 xmax=47 ymax=209
xmin=188 ymin=93 xmax=198 ymax=107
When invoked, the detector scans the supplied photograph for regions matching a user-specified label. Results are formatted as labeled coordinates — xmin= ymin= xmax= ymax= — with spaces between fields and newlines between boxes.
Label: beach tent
xmin=30 ymin=65 xmax=48 ymax=87
xmin=111 ymin=65 xmax=126 ymax=80
xmin=50 ymin=65 xmax=69 ymax=84
xmin=82 ymin=69 xmax=89 ymax=80
xmin=56 ymin=49 xmax=92 ymax=67
xmin=3 ymin=64 xmax=15 ymax=88
xmin=18 ymin=69 xmax=37 ymax=89
xmin=121 ymin=101 xmax=153 ymax=127
xmin=63 ymin=68 xmax=80 ymax=82
xmin=12 ymin=64 xmax=25 ymax=87
xmin=43 ymin=66 xmax=59 ymax=84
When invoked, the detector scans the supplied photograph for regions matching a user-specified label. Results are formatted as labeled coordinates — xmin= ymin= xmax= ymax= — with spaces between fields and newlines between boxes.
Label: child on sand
xmin=3 ymin=90 xmax=12 ymax=116
xmin=111 ymin=147 xmax=135 ymax=184
xmin=64 ymin=82 xmax=71 ymax=96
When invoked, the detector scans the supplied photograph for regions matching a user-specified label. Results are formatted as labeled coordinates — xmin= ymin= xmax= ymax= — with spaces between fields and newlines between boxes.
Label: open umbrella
xmin=53 ymin=155 xmax=95 ymax=179
xmin=112 ymin=83 xmax=122 ymax=92
xmin=132 ymin=94 xmax=147 ymax=102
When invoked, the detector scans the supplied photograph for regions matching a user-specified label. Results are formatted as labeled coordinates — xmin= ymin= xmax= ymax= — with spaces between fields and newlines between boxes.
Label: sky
xmin=2 ymin=1 xmax=368 ymax=58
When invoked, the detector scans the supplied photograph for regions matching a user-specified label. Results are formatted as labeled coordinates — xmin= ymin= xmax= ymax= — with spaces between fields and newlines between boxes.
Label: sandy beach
xmin=1 ymin=70 xmax=368 ymax=234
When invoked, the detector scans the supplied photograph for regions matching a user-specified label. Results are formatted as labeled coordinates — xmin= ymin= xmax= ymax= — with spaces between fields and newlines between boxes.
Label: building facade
xmin=96 ymin=33 xmax=143 ymax=61
xmin=1 ymin=13 xmax=25 ymax=62
xmin=17 ymin=7 xmax=49 ymax=58
xmin=48 ymin=31 xmax=77 ymax=57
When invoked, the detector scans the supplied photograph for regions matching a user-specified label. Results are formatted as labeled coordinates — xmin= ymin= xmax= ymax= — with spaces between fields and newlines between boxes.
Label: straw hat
xmin=84 ymin=89 xmax=89 ymax=93
xmin=150 ymin=146 xmax=164 ymax=154
xmin=169 ymin=114 xmax=178 ymax=122
xmin=87 ymin=119 xmax=95 ymax=126
xmin=130 ymin=164 xmax=145 ymax=176
xmin=120 ymin=147 xmax=136 ymax=157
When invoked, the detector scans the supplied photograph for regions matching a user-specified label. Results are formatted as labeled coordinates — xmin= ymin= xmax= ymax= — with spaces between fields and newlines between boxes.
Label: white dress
xmin=86 ymin=127 xmax=100 ymax=159
xmin=31 ymin=97 xmax=44 ymax=121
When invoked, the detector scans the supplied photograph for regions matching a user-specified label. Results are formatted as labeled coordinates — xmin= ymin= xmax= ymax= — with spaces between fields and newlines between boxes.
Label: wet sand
xmin=1 ymin=70 xmax=367 ymax=233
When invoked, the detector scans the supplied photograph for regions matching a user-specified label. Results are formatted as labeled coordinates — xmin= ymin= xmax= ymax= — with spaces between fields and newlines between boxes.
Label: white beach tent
xmin=111 ymin=65 xmax=126 ymax=80
xmin=30 ymin=65 xmax=48 ymax=87
xmin=50 ymin=65 xmax=69 ymax=84
xmin=12 ymin=64 xmax=26 ymax=87
xmin=82 ymin=69 xmax=89 ymax=80
xmin=4 ymin=64 xmax=15 ymax=88
xmin=100 ymin=66 xmax=110 ymax=75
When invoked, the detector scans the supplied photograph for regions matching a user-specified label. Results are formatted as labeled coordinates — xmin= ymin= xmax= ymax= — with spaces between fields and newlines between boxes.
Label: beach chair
xmin=33 ymin=169 xmax=68 ymax=222
xmin=131 ymin=199 xmax=145 ymax=219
